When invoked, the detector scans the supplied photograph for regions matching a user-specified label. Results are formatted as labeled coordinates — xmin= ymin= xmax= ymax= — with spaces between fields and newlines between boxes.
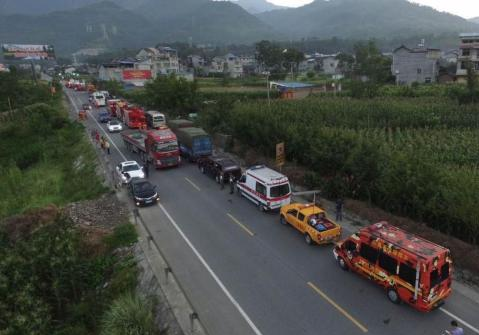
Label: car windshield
xmin=134 ymin=182 xmax=154 ymax=193
xmin=109 ymin=120 xmax=120 ymax=125
xmin=123 ymin=164 xmax=140 ymax=172
xmin=269 ymin=183 xmax=290 ymax=198
xmin=153 ymin=116 xmax=165 ymax=122
xmin=155 ymin=141 xmax=178 ymax=152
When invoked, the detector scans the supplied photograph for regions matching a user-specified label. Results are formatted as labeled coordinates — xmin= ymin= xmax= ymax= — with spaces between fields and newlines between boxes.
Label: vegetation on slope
xmin=0 ymin=71 xmax=106 ymax=218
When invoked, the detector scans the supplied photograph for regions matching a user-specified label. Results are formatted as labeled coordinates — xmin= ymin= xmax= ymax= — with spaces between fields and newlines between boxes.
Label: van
xmin=333 ymin=222 xmax=452 ymax=312
xmin=237 ymin=165 xmax=291 ymax=211
xmin=93 ymin=92 xmax=106 ymax=107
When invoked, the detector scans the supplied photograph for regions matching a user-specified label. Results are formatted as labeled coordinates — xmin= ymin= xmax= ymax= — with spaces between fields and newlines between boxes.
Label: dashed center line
xmin=307 ymin=281 xmax=368 ymax=333
xmin=227 ymin=213 xmax=255 ymax=237
xmin=184 ymin=177 xmax=201 ymax=191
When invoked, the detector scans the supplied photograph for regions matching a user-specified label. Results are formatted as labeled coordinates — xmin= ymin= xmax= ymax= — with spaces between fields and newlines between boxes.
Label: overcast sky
xmin=267 ymin=0 xmax=479 ymax=19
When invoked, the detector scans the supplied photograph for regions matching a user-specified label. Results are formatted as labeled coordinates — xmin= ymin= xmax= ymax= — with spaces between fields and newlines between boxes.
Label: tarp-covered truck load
xmin=167 ymin=119 xmax=194 ymax=132
xmin=175 ymin=127 xmax=212 ymax=161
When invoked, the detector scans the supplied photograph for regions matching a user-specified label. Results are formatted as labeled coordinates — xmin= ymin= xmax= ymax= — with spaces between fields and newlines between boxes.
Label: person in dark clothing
xmin=143 ymin=162 xmax=149 ymax=178
xmin=336 ymin=198 xmax=344 ymax=221
xmin=229 ymin=174 xmax=235 ymax=194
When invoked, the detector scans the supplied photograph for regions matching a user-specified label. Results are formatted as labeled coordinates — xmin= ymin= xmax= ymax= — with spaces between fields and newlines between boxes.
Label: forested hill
xmin=257 ymin=0 xmax=479 ymax=39
xmin=0 ymin=0 xmax=276 ymax=54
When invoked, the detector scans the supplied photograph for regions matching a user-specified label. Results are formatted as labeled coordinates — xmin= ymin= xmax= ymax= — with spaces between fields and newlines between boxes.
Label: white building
xmin=456 ymin=33 xmax=479 ymax=83
xmin=136 ymin=47 xmax=180 ymax=77
xmin=224 ymin=53 xmax=243 ymax=78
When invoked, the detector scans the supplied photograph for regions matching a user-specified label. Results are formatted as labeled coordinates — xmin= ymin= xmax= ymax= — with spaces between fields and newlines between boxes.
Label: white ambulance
xmin=237 ymin=165 xmax=291 ymax=211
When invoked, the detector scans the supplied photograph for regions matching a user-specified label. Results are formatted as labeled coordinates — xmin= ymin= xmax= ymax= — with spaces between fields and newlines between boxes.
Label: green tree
xmin=336 ymin=53 xmax=355 ymax=78
xmin=255 ymin=40 xmax=283 ymax=69
xmin=143 ymin=75 xmax=198 ymax=117
xmin=353 ymin=40 xmax=392 ymax=83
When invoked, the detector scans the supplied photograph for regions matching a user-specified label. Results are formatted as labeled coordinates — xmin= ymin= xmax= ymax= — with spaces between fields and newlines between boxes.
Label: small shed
xmin=270 ymin=81 xmax=315 ymax=99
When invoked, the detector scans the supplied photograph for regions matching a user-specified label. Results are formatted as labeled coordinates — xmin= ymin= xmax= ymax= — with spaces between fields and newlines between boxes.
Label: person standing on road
xmin=335 ymin=198 xmax=344 ymax=222
xmin=229 ymin=174 xmax=235 ymax=195
xmin=95 ymin=130 xmax=100 ymax=146
xmin=100 ymin=136 xmax=106 ymax=150
xmin=143 ymin=161 xmax=149 ymax=178
xmin=104 ymin=139 xmax=110 ymax=155
xmin=445 ymin=320 xmax=464 ymax=335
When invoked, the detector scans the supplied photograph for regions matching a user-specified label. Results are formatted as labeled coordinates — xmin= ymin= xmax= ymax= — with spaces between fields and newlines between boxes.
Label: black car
xmin=128 ymin=179 xmax=159 ymax=207
xmin=198 ymin=155 xmax=242 ymax=184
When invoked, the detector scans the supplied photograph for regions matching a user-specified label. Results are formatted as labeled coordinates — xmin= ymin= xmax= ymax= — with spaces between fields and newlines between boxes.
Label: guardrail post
xmin=133 ymin=208 xmax=139 ymax=225
xmin=164 ymin=266 xmax=172 ymax=284
xmin=189 ymin=312 xmax=198 ymax=333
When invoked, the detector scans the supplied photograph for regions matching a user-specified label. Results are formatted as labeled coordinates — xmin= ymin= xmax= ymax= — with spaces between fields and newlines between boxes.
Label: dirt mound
xmin=63 ymin=192 xmax=129 ymax=229
xmin=1 ymin=204 xmax=60 ymax=242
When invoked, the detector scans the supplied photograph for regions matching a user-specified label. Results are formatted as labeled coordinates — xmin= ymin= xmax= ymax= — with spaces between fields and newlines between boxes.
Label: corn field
xmin=203 ymin=96 xmax=479 ymax=244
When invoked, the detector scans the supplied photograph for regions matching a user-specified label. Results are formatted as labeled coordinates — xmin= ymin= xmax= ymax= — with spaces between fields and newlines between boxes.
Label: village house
xmin=391 ymin=45 xmax=441 ymax=85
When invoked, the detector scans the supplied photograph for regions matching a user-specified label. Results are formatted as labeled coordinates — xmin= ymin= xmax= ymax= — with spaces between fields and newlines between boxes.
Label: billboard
xmin=1 ymin=44 xmax=56 ymax=60
xmin=122 ymin=69 xmax=152 ymax=80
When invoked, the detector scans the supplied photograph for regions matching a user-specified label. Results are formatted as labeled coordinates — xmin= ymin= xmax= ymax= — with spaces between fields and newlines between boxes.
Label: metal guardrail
xmin=133 ymin=208 xmax=207 ymax=335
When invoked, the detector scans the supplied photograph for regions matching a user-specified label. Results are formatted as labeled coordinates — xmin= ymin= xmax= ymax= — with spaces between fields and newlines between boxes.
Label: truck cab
xmin=280 ymin=203 xmax=342 ymax=245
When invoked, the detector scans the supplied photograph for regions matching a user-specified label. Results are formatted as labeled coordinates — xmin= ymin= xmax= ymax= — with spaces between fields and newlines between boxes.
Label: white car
xmin=116 ymin=161 xmax=145 ymax=184
xmin=107 ymin=120 xmax=123 ymax=132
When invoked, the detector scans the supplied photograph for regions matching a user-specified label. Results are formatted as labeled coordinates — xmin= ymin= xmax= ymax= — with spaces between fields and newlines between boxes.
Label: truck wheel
xmin=304 ymin=233 xmax=313 ymax=245
xmin=338 ymin=257 xmax=349 ymax=271
xmin=215 ymin=174 xmax=220 ymax=183
xmin=258 ymin=203 xmax=266 ymax=212
xmin=280 ymin=215 xmax=287 ymax=225
xmin=387 ymin=288 xmax=401 ymax=304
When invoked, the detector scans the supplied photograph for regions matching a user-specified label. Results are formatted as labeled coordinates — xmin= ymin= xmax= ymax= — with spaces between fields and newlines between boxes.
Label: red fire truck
xmin=333 ymin=222 xmax=452 ymax=312
xmin=121 ymin=127 xmax=180 ymax=168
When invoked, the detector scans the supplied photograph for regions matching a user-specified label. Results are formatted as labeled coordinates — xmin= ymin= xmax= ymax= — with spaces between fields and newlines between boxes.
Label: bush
xmin=104 ymin=224 xmax=138 ymax=251
xmin=101 ymin=293 xmax=157 ymax=335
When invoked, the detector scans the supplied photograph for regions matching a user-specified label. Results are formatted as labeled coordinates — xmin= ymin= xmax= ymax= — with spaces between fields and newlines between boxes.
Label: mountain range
xmin=0 ymin=0 xmax=478 ymax=55
xmin=227 ymin=0 xmax=285 ymax=14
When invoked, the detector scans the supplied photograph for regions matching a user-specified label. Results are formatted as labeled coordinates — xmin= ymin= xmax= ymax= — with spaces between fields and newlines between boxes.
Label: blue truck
xmin=175 ymin=127 xmax=212 ymax=162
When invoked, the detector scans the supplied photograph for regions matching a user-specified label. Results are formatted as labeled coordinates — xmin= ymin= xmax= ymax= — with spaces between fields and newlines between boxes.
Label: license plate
xmin=145 ymin=200 xmax=152 ymax=204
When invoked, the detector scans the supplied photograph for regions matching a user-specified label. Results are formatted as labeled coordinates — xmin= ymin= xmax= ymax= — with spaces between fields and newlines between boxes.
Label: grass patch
xmin=104 ymin=223 xmax=138 ymax=251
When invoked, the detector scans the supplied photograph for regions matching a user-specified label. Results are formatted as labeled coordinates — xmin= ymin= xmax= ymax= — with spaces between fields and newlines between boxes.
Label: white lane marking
xmin=158 ymin=203 xmax=263 ymax=335
xmin=67 ymin=90 xmax=127 ymax=161
xmin=184 ymin=177 xmax=201 ymax=191
xmin=440 ymin=307 xmax=479 ymax=334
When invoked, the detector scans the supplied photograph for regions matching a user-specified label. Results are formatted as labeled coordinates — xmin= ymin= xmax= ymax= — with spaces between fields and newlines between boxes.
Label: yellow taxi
xmin=280 ymin=203 xmax=342 ymax=245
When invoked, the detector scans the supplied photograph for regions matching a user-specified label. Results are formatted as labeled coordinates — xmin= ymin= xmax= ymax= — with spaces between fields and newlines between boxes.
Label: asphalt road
xmin=67 ymin=89 xmax=479 ymax=335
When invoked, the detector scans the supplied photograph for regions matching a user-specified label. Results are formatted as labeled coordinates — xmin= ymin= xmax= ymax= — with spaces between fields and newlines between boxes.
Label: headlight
xmin=139 ymin=172 xmax=145 ymax=178
xmin=121 ymin=174 xmax=127 ymax=180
